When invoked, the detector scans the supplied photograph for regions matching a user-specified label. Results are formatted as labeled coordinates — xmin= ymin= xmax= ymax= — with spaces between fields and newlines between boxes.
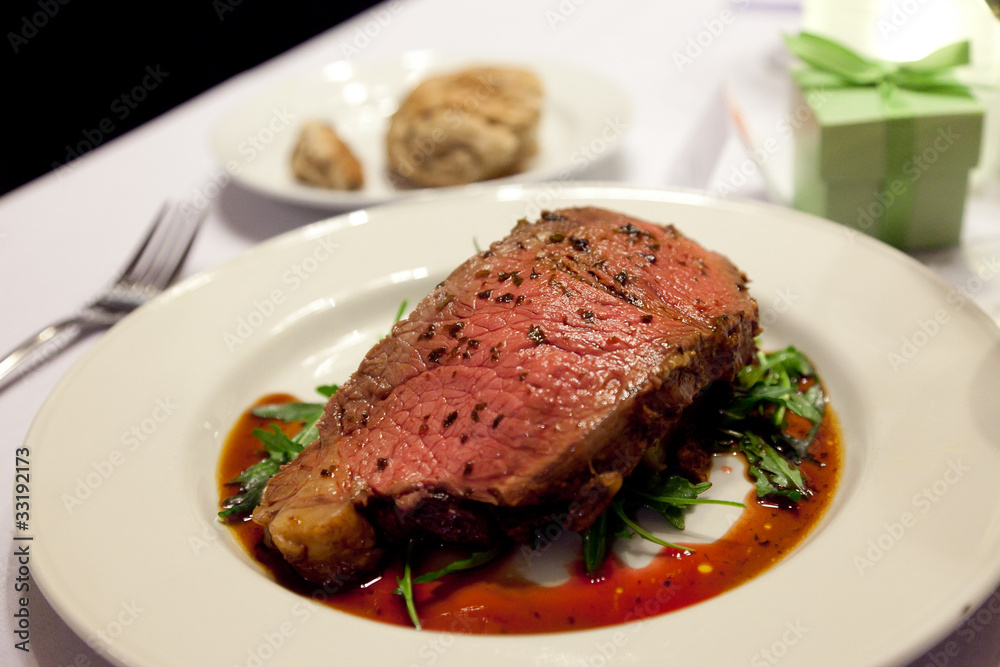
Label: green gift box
xmin=787 ymin=34 xmax=985 ymax=250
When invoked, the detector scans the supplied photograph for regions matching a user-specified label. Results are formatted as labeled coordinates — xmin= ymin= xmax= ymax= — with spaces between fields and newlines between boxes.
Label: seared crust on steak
xmin=253 ymin=207 xmax=759 ymax=587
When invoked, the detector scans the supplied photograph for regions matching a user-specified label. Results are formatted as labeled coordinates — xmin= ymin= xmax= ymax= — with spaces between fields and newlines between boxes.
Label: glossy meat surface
xmin=254 ymin=207 xmax=759 ymax=587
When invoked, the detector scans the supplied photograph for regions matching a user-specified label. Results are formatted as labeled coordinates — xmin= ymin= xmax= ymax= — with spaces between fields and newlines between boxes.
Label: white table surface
xmin=3 ymin=1 xmax=999 ymax=665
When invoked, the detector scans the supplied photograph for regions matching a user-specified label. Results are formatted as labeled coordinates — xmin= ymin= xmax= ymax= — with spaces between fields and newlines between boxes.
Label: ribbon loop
xmin=784 ymin=32 xmax=972 ymax=95
xmin=905 ymin=40 xmax=971 ymax=72
xmin=784 ymin=32 xmax=890 ymax=85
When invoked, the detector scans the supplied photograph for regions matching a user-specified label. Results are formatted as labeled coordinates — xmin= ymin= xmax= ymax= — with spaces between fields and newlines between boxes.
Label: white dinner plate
xmin=31 ymin=184 xmax=1000 ymax=666
xmin=210 ymin=52 xmax=632 ymax=209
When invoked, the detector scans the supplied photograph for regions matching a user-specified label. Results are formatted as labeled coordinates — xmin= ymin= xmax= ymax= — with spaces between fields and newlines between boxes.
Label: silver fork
xmin=0 ymin=201 xmax=206 ymax=393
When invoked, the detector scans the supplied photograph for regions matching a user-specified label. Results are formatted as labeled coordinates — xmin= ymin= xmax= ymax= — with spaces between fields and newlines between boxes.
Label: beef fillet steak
xmin=253 ymin=207 xmax=759 ymax=588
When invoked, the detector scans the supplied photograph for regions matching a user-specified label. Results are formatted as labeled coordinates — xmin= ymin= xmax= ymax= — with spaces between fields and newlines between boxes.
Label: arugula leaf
xmin=316 ymin=384 xmax=339 ymax=398
xmin=580 ymin=345 xmax=824 ymax=569
xmin=582 ymin=511 xmax=613 ymax=573
xmin=219 ymin=385 xmax=336 ymax=520
xmin=776 ymin=384 xmax=826 ymax=458
xmin=612 ymin=501 xmax=691 ymax=553
xmin=382 ymin=299 xmax=409 ymax=340
xmin=393 ymin=543 xmax=502 ymax=628
xmin=739 ymin=433 xmax=807 ymax=502
xmin=781 ymin=388 xmax=824 ymax=424
xmin=219 ymin=425 xmax=304 ymax=519
xmin=580 ymin=475 xmax=739 ymax=572
xmin=626 ymin=476 xmax=745 ymax=530
xmin=730 ymin=345 xmax=824 ymax=437
xmin=252 ymin=424 xmax=303 ymax=458
xmin=717 ymin=344 xmax=824 ymax=501
xmin=219 ymin=459 xmax=282 ymax=519
xmin=412 ymin=547 xmax=502 ymax=585
xmin=250 ymin=402 xmax=324 ymax=424
xmin=396 ymin=542 xmax=421 ymax=630
xmin=392 ymin=299 xmax=409 ymax=328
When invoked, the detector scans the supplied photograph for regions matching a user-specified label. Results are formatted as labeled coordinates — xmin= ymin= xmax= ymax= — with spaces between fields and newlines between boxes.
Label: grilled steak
xmin=253 ymin=207 xmax=759 ymax=587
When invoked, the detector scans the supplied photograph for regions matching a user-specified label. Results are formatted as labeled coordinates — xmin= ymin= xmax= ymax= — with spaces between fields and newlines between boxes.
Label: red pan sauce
xmin=218 ymin=393 xmax=840 ymax=634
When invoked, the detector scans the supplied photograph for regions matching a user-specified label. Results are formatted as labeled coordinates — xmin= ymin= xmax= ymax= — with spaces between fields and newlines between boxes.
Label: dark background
xmin=1 ymin=0 xmax=381 ymax=197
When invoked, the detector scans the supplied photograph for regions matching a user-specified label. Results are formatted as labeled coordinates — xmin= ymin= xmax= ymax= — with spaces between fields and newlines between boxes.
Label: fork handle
xmin=0 ymin=313 xmax=108 ymax=392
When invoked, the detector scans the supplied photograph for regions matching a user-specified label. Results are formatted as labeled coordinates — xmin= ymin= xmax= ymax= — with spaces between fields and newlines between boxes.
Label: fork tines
xmin=104 ymin=201 xmax=207 ymax=307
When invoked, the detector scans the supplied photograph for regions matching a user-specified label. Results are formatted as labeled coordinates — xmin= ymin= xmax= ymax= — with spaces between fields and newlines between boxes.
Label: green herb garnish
xmin=219 ymin=299 xmax=409 ymax=520
xmin=396 ymin=542 xmax=421 ymax=630
xmin=580 ymin=477 xmax=740 ymax=573
xmin=220 ymin=326 xmax=827 ymax=626
xmin=218 ymin=385 xmax=335 ymax=520
xmin=625 ymin=475 xmax=745 ymax=530
xmin=394 ymin=542 xmax=503 ymax=629
xmin=727 ymin=346 xmax=826 ymax=459
xmin=612 ymin=499 xmax=690 ymax=552
xmin=579 ymin=344 xmax=826 ymax=572
xmin=738 ymin=433 xmax=807 ymax=502
xmin=383 ymin=299 xmax=409 ymax=340
xmin=411 ymin=547 xmax=503 ymax=585
xmin=249 ymin=402 xmax=323 ymax=424
xmin=581 ymin=511 xmax=611 ymax=573
xmin=717 ymin=344 xmax=825 ymax=498
xmin=217 ymin=426 xmax=303 ymax=519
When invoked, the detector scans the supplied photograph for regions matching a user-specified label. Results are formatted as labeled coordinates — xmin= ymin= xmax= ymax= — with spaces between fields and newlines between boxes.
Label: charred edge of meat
xmin=255 ymin=206 xmax=760 ymax=590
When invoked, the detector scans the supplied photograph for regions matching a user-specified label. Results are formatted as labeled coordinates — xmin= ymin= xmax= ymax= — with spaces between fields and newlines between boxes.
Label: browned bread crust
xmin=386 ymin=66 xmax=543 ymax=187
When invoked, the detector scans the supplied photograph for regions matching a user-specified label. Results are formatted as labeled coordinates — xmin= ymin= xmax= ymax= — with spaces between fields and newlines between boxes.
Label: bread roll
xmin=386 ymin=66 xmax=543 ymax=187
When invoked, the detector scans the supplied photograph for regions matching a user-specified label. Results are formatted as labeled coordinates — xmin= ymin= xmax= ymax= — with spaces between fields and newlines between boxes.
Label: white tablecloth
xmin=3 ymin=1 xmax=999 ymax=665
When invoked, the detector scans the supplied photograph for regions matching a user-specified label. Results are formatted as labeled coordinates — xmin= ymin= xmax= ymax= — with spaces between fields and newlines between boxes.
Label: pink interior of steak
xmin=254 ymin=207 xmax=759 ymax=587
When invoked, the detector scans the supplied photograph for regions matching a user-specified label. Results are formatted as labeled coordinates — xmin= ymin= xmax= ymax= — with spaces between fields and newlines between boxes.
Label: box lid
xmin=792 ymin=69 xmax=984 ymax=181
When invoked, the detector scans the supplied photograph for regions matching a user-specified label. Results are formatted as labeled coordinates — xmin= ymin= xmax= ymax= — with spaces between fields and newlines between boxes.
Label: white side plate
xmin=211 ymin=52 xmax=633 ymax=209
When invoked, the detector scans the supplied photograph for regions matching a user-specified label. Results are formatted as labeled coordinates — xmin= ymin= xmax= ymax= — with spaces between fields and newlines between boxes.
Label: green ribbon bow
xmin=785 ymin=32 xmax=976 ymax=248
xmin=785 ymin=32 xmax=974 ymax=99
